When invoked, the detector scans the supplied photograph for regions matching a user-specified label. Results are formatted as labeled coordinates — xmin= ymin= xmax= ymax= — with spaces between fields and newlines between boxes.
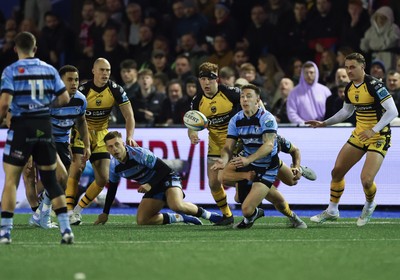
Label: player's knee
xmin=136 ymin=215 xmax=150 ymax=225
xmin=57 ymin=173 xmax=68 ymax=190
xmin=217 ymin=171 xmax=223 ymax=184
xmin=234 ymin=193 xmax=240 ymax=203
xmin=360 ymin=175 xmax=374 ymax=189
xmin=288 ymin=179 xmax=299 ymax=186
xmin=168 ymin=201 xmax=185 ymax=212
xmin=95 ymin=177 xmax=108 ymax=188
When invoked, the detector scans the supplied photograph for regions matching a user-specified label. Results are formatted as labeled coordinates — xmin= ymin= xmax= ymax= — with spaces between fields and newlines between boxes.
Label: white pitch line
xmin=10 ymin=238 xmax=400 ymax=247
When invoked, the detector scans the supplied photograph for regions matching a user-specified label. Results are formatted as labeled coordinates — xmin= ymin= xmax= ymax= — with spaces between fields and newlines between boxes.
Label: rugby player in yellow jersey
xmin=306 ymin=53 xmax=398 ymax=226
xmin=188 ymin=62 xmax=262 ymax=225
xmin=68 ymin=58 xmax=137 ymax=225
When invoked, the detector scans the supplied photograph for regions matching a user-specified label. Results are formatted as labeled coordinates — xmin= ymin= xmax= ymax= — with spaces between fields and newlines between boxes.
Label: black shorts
xmin=3 ymin=117 xmax=57 ymax=166
xmin=143 ymin=172 xmax=185 ymax=201
xmin=56 ymin=142 xmax=71 ymax=171
xmin=236 ymin=165 xmax=275 ymax=204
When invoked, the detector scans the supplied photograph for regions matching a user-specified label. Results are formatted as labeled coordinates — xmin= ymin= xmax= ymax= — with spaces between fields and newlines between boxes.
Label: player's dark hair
xmin=104 ymin=131 xmax=122 ymax=143
xmin=346 ymin=52 xmax=366 ymax=68
xmin=14 ymin=31 xmax=36 ymax=54
xmin=59 ymin=65 xmax=79 ymax=77
xmin=241 ymin=84 xmax=260 ymax=96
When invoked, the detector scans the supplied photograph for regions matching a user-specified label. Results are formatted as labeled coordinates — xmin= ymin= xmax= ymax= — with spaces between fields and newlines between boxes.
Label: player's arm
xmin=52 ymin=90 xmax=70 ymax=108
xmin=211 ymin=138 xmax=236 ymax=170
xmin=75 ymin=115 xmax=91 ymax=161
xmin=306 ymin=103 xmax=354 ymax=127
xmin=188 ymin=128 xmax=199 ymax=144
xmin=369 ymin=97 xmax=398 ymax=133
xmin=119 ymin=102 xmax=137 ymax=146
xmin=231 ymin=132 xmax=276 ymax=167
xmin=0 ymin=92 xmax=12 ymax=124
xmin=288 ymin=143 xmax=301 ymax=170
xmin=94 ymin=180 xmax=119 ymax=225
xmin=288 ymin=143 xmax=302 ymax=179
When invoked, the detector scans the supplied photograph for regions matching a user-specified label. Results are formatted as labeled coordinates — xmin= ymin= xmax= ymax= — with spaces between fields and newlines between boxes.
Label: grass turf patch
xmin=1 ymin=214 xmax=400 ymax=280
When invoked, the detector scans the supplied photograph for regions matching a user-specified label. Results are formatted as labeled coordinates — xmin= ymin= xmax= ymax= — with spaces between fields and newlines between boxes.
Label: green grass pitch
xmin=1 ymin=214 xmax=400 ymax=280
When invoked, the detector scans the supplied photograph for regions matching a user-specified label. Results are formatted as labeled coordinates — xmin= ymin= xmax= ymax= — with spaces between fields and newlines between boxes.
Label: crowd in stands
xmin=1 ymin=0 xmax=400 ymax=127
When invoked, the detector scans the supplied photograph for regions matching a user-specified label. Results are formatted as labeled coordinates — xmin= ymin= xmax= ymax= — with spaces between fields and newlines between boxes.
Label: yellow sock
xmin=330 ymin=179 xmax=345 ymax=203
xmin=211 ymin=187 xmax=232 ymax=217
xmin=364 ymin=182 xmax=377 ymax=202
xmin=275 ymin=201 xmax=293 ymax=218
xmin=66 ymin=177 xmax=78 ymax=211
xmin=78 ymin=181 xmax=103 ymax=209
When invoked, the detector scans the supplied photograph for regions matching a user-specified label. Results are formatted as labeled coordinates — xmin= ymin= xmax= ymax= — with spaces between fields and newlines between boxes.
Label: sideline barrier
xmin=0 ymin=127 xmax=399 ymax=206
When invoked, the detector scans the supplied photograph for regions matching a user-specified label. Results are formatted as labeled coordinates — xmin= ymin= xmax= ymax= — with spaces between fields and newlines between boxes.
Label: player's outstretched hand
xmin=94 ymin=213 xmax=109 ymax=225
xmin=305 ymin=120 xmax=326 ymax=128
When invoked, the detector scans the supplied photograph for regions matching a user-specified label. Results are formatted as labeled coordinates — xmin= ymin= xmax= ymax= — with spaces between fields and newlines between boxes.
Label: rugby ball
xmin=183 ymin=110 xmax=208 ymax=131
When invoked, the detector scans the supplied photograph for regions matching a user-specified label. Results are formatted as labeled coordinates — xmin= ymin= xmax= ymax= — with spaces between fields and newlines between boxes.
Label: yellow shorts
xmin=347 ymin=131 xmax=391 ymax=157
xmin=207 ymin=134 xmax=226 ymax=158
xmin=71 ymin=128 xmax=110 ymax=162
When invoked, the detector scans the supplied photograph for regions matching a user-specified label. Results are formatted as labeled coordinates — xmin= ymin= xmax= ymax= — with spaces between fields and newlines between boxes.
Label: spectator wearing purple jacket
xmin=286 ymin=61 xmax=331 ymax=125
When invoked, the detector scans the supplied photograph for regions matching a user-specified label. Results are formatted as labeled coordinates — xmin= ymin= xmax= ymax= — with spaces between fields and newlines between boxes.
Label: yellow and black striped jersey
xmin=79 ymin=80 xmax=130 ymax=130
xmin=191 ymin=84 xmax=241 ymax=147
xmin=344 ymin=74 xmax=392 ymax=135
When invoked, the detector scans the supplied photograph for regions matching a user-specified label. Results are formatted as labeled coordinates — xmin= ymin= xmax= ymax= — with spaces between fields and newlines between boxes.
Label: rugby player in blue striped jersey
xmin=0 ymin=32 xmax=73 ymax=244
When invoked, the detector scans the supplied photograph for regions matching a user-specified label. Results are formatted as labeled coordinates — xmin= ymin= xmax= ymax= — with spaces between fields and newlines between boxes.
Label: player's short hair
xmin=104 ymin=131 xmax=122 ymax=143
xmin=59 ymin=65 xmax=79 ymax=77
xmin=345 ymin=52 xmax=366 ymax=67
xmin=241 ymin=84 xmax=260 ymax=96
xmin=199 ymin=62 xmax=218 ymax=75
xmin=14 ymin=31 xmax=36 ymax=53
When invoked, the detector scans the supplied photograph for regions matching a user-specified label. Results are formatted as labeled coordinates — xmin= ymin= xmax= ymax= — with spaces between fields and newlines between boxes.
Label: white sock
xmin=201 ymin=209 xmax=211 ymax=220
xmin=327 ymin=202 xmax=339 ymax=214
xmin=74 ymin=205 xmax=83 ymax=214
xmin=365 ymin=201 xmax=374 ymax=208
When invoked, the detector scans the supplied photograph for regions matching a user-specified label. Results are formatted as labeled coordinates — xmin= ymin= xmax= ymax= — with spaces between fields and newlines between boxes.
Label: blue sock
xmin=43 ymin=192 xmax=51 ymax=206
xmin=168 ymin=213 xmax=177 ymax=223
xmin=1 ymin=218 xmax=13 ymax=235
xmin=168 ymin=213 xmax=184 ymax=223
xmin=57 ymin=213 xmax=70 ymax=233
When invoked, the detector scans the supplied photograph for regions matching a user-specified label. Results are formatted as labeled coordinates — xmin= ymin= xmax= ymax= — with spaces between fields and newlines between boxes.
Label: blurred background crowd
xmin=1 ymin=0 xmax=400 ymax=127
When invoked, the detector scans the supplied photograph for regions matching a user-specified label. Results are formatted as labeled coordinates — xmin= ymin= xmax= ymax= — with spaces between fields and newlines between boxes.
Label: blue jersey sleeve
xmin=1 ymin=66 xmax=14 ymax=94
xmin=129 ymin=146 xmax=158 ymax=169
xmin=261 ymin=112 xmax=278 ymax=134
xmin=109 ymin=159 xmax=121 ymax=183
xmin=227 ymin=114 xmax=239 ymax=139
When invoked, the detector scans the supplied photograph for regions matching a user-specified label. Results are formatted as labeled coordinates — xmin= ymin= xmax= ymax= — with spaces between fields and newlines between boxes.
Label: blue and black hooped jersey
xmin=51 ymin=90 xmax=87 ymax=143
xmin=0 ymin=58 xmax=66 ymax=118
xmin=109 ymin=145 xmax=171 ymax=184
xmin=227 ymin=108 xmax=278 ymax=167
